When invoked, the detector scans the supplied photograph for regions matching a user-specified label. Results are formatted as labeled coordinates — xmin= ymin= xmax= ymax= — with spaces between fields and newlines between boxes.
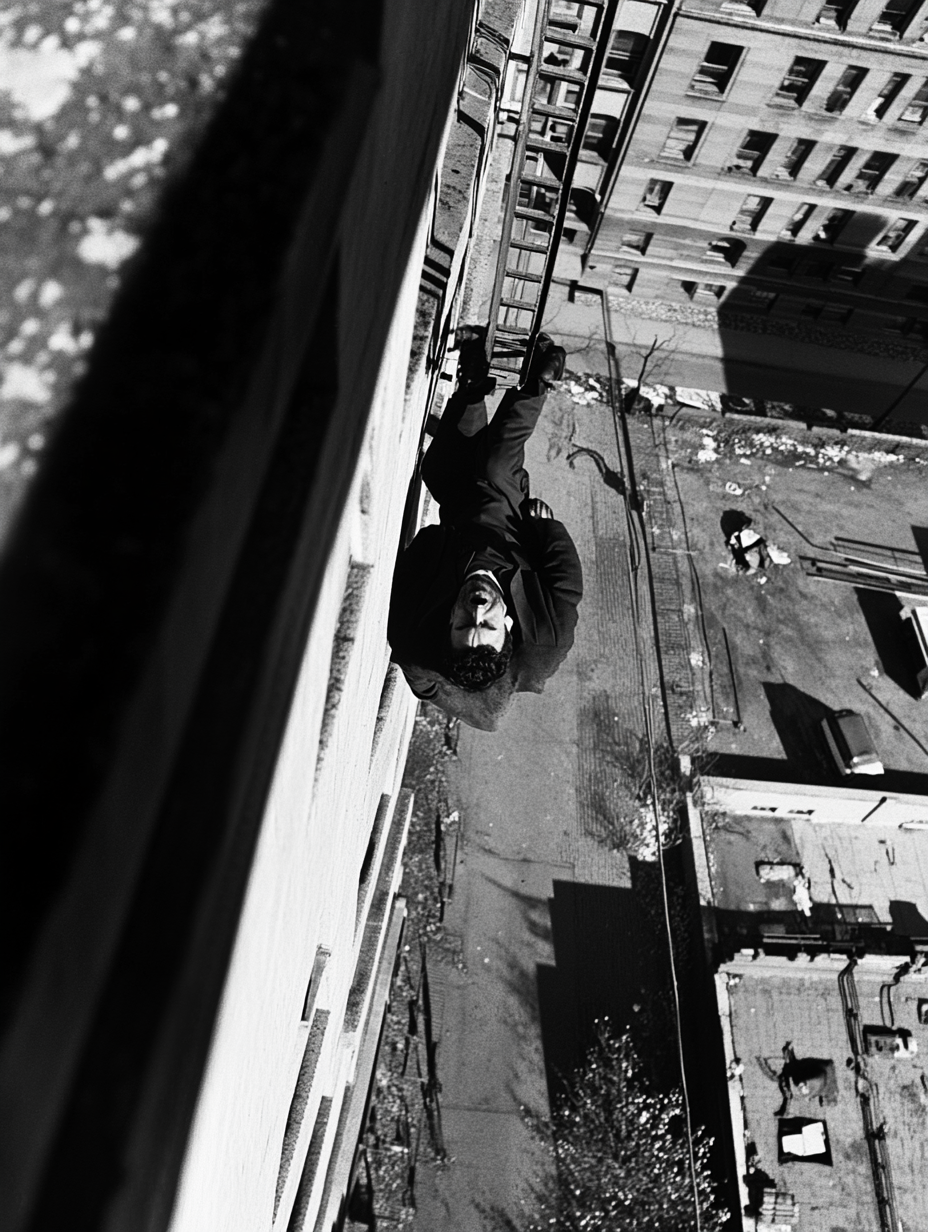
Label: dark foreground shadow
xmin=536 ymin=856 xmax=740 ymax=1217
xmin=856 ymin=588 xmax=921 ymax=699
xmin=762 ymin=682 xmax=834 ymax=780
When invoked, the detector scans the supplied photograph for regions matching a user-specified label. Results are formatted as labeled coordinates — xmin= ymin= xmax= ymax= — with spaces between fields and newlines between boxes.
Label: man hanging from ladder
xmin=388 ymin=330 xmax=583 ymax=732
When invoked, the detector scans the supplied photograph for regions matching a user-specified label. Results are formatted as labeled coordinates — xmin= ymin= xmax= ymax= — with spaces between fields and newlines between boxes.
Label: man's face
xmin=449 ymin=573 xmax=508 ymax=652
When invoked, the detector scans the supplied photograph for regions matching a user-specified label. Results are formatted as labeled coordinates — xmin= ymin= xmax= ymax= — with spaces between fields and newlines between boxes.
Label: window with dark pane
xmin=816 ymin=0 xmax=855 ymax=28
xmin=812 ymin=209 xmax=853 ymax=243
xmin=773 ymin=138 xmax=815 ymax=179
xmin=688 ymin=42 xmax=743 ymax=96
xmin=824 ymin=66 xmax=867 ymax=114
xmin=780 ymin=202 xmax=816 ymax=238
xmin=728 ymin=130 xmax=776 ymax=173
xmin=639 ymin=179 xmax=673 ymax=212
xmin=875 ymin=217 xmax=917 ymax=251
xmin=604 ymin=31 xmax=649 ymax=86
xmin=845 ymin=151 xmax=896 ymax=193
xmin=871 ymin=0 xmax=918 ymax=36
xmin=815 ymin=145 xmax=856 ymax=187
xmin=730 ymin=193 xmax=772 ymax=231
xmin=863 ymin=72 xmax=909 ymax=120
xmin=705 ymin=237 xmax=746 ymax=266
xmin=583 ymin=114 xmax=618 ymax=157
xmin=893 ymin=159 xmax=928 ymax=199
xmin=660 ymin=117 xmax=706 ymax=161
xmin=773 ymin=57 xmax=826 ymax=107
xmin=620 ymin=230 xmax=652 ymax=253
xmin=898 ymin=79 xmax=928 ymax=125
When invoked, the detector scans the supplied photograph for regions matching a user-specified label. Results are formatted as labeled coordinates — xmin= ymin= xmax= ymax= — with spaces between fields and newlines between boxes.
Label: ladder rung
xmin=519 ymin=173 xmax=562 ymax=189
xmin=531 ymin=102 xmax=578 ymax=119
xmin=514 ymin=206 xmax=556 ymax=222
xmin=536 ymin=65 xmax=587 ymax=84
xmin=500 ymin=296 xmax=540 ymax=309
xmin=544 ymin=30 xmax=595 ymax=49
xmin=505 ymin=268 xmax=543 ymax=282
xmin=509 ymin=238 xmax=551 ymax=253
xmin=526 ymin=135 xmax=574 ymax=153
xmin=495 ymin=327 xmax=532 ymax=338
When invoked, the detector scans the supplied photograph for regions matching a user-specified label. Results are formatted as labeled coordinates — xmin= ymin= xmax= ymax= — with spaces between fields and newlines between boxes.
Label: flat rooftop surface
xmin=723 ymin=955 xmax=928 ymax=1232
xmin=660 ymin=415 xmax=928 ymax=787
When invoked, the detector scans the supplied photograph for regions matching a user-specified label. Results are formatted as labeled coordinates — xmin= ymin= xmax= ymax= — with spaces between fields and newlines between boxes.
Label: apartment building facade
xmin=548 ymin=0 xmax=928 ymax=423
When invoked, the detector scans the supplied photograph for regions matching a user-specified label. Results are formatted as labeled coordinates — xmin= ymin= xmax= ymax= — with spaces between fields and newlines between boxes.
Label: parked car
xmin=821 ymin=709 xmax=884 ymax=776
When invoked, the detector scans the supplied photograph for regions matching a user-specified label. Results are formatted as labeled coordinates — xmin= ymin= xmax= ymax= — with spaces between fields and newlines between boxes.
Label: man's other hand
xmin=527 ymin=498 xmax=553 ymax=520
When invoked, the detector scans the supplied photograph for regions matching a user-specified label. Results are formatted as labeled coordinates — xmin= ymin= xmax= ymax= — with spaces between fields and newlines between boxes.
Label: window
xmin=731 ymin=194 xmax=772 ymax=232
xmin=898 ymin=79 xmax=928 ymax=125
xmin=875 ymin=217 xmax=917 ymax=251
xmin=773 ymin=138 xmax=815 ymax=179
xmin=816 ymin=0 xmax=854 ymax=27
xmin=815 ymin=145 xmax=856 ymax=187
xmin=893 ymin=159 xmax=928 ymax=199
xmin=682 ymin=280 xmax=726 ymax=300
xmin=845 ymin=151 xmax=896 ymax=193
xmin=688 ymin=42 xmax=743 ymax=96
xmin=620 ymin=230 xmax=652 ymax=253
xmin=820 ymin=304 xmax=853 ymax=323
xmin=773 ymin=57 xmax=825 ymax=107
xmin=833 ymin=264 xmax=864 ymax=284
xmin=604 ymin=31 xmax=648 ymax=85
xmin=639 ymin=179 xmax=672 ymax=212
xmin=863 ymin=72 xmax=910 ymax=120
xmin=706 ymin=237 xmax=746 ymax=265
xmin=802 ymin=299 xmax=827 ymax=317
xmin=610 ymin=265 xmax=638 ymax=292
xmin=812 ymin=209 xmax=853 ymax=243
xmin=906 ymin=284 xmax=928 ymax=302
xmin=824 ymin=66 xmax=867 ymax=114
xmin=583 ymin=114 xmax=618 ymax=157
xmin=728 ymin=130 xmax=776 ymax=174
xmin=722 ymin=0 xmax=765 ymax=13
xmin=780 ymin=202 xmax=815 ymax=239
xmin=660 ymin=117 xmax=706 ymax=161
xmin=745 ymin=287 xmax=778 ymax=312
xmin=871 ymin=0 xmax=918 ymax=35
xmin=766 ymin=250 xmax=798 ymax=274
xmin=800 ymin=258 xmax=835 ymax=279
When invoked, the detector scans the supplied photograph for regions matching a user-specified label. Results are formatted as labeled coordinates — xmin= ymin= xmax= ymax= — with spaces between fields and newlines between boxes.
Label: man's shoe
xmin=529 ymin=333 xmax=566 ymax=388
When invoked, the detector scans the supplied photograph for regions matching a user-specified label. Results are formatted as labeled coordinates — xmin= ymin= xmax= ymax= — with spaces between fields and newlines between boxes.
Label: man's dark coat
xmin=388 ymin=513 xmax=583 ymax=731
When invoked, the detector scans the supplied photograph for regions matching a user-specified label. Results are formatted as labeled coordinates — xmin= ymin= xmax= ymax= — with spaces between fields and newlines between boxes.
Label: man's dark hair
xmin=445 ymin=629 xmax=513 ymax=691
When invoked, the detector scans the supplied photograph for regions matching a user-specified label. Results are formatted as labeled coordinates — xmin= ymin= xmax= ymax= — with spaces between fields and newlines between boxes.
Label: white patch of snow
xmin=0 ymin=127 xmax=35 ymax=155
xmin=0 ymin=33 xmax=102 ymax=122
xmin=13 ymin=277 xmax=35 ymax=303
xmin=103 ymin=136 xmax=168 ymax=181
xmin=76 ymin=217 xmax=140 ymax=269
xmin=0 ymin=362 xmax=53 ymax=403
xmin=38 ymin=280 xmax=63 ymax=309
xmin=0 ymin=441 xmax=22 ymax=469
xmin=151 ymin=101 xmax=179 ymax=120
xmin=112 ymin=123 xmax=131 ymax=140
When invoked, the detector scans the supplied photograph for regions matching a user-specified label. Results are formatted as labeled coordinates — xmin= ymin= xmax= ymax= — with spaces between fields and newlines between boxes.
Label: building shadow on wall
xmin=855 ymin=588 xmax=921 ymax=698
xmin=761 ymin=681 xmax=834 ymax=781
xmin=714 ymin=208 xmax=928 ymax=429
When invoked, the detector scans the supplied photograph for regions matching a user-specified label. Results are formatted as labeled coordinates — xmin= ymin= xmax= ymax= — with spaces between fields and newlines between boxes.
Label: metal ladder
xmin=486 ymin=0 xmax=610 ymax=385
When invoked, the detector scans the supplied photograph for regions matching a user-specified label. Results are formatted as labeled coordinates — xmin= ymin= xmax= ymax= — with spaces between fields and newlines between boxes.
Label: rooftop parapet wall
xmin=702 ymin=774 xmax=928 ymax=824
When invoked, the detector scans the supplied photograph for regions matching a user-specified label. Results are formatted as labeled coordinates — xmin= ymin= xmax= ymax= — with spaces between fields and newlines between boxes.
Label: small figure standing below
xmin=388 ymin=332 xmax=583 ymax=731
